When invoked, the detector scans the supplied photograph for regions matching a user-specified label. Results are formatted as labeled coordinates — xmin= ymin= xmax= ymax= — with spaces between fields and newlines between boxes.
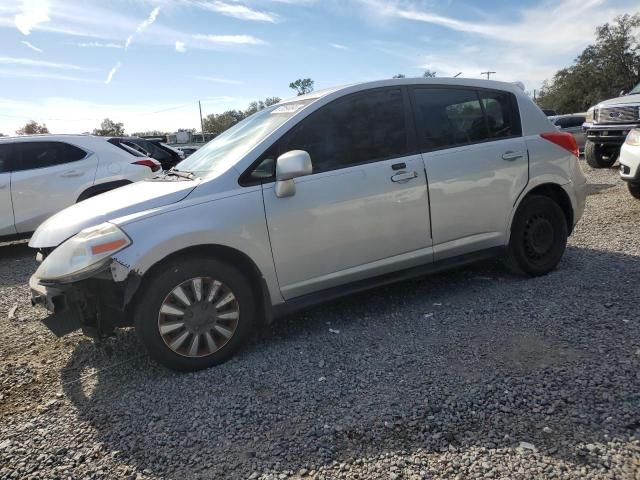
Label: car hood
xmin=597 ymin=93 xmax=640 ymax=107
xmin=29 ymin=179 xmax=198 ymax=248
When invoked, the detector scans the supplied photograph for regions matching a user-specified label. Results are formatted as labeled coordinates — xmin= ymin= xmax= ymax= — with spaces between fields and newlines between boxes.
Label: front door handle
xmin=502 ymin=151 xmax=525 ymax=161
xmin=391 ymin=171 xmax=418 ymax=183
xmin=60 ymin=170 xmax=84 ymax=178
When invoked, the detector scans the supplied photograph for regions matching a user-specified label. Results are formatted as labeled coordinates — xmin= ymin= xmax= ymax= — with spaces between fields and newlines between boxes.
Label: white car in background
xmin=0 ymin=135 xmax=161 ymax=240
xmin=620 ymin=128 xmax=640 ymax=199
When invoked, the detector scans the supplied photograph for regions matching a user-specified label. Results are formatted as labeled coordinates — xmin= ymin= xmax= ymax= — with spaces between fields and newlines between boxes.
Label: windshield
xmin=629 ymin=82 xmax=640 ymax=95
xmin=175 ymin=100 xmax=313 ymax=175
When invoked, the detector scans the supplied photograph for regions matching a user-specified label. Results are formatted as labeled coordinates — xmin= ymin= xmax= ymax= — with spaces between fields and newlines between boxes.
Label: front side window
xmin=412 ymin=88 xmax=487 ymax=149
xmin=13 ymin=141 xmax=87 ymax=172
xmin=277 ymin=88 xmax=408 ymax=174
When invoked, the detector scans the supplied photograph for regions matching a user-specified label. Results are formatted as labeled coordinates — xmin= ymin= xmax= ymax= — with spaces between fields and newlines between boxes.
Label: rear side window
xmin=13 ymin=141 xmax=87 ymax=172
xmin=412 ymin=88 xmax=487 ymax=149
xmin=279 ymin=88 xmax=408 ymax=173
xmin=0 ymin=144 xmax=10 ymax=173
xmin=479 ymin=91 xmax=522 ymax=138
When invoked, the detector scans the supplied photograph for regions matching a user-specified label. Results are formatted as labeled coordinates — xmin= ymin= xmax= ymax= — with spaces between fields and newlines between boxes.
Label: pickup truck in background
xmin=582 ymin=82 xmax=640 ymax=168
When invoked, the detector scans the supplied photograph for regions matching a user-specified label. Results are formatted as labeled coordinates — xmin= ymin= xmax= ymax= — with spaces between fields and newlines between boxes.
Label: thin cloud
xmin=0 ymin=69 xmax=95 ymax=83
xmin=357 ymin=0 xmax=631 ymax=53
xmin=21 ymin=40 xmax=43 ymax=53
xmin=175 ymin=41 xmax=186 ymax=53
xmin=193 ymin=75 xmax=245 ymax=85
xmin=193 ymin=34 xmax=266 ymax=45
xmin=14 ymin=0 xmax=50 ymax=35
xmin=0 ymin=56 xmax=94 ymax=71
xmin=193 ymin=1 xmax=278 ymax=22
xmin=105 ymin=61 xmax=121 ymax=84
xmin=330 ymin=43 xmax=348 ymax=50
xmin=76 ymin=41 xmax=123 ymax=49
xmin=125 ymin=6 xmax=160 ymax=50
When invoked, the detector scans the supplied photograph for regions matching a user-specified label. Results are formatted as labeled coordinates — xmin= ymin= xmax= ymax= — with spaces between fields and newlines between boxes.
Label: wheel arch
xmin=77 ymin=180 xmax=132 ymax=202
xmin=124 ymin=244 xmax=273 ymax=325
xmin=512 ymin=182 xmax=574 ymax=236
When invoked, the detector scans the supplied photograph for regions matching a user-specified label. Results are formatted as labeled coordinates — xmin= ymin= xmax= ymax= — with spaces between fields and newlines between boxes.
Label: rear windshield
xmin=175 ymin=100 xmax=314 ymax=176
xmin=108 ymin=138 xmax=147 ymax=158
xmin=629 ymin=82 xmax=640 ymax=95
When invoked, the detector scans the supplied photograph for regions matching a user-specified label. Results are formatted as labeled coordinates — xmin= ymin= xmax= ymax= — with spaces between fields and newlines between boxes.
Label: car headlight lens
xmin=584 ymin=107 xmax=595 ymax=124
xmin=625 ymin=128 xmax=640 ymax=146
xmin=36 ymin=223 xmax=131 ymax=283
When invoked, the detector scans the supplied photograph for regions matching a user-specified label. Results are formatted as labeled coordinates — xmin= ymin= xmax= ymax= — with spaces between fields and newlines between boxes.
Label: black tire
xmin=629 ymin=182 xmax=640 ymax=200
xmin=134 ymin=257 xmax=256 ymax=371
xmin=504 ymin=195 xmax=568 ymax=277
xmin=584 ymin=141 xmax=618 ymax=168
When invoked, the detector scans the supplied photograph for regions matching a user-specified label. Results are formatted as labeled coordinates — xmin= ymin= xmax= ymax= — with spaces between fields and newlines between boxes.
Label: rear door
xmin=11 ymin=140 xmax=99 ymax=233
xmin=410 ymin=87 xmax=528 ymax=260
xmin=0 ymin=144 xmax=16 ymax=236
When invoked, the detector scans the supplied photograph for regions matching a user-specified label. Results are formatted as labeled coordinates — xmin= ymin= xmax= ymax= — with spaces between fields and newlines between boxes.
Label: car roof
xmin=279 ymin=77 xmax=526 ymax=105
xmin=0 ymin=134 xmax=95 ymax=142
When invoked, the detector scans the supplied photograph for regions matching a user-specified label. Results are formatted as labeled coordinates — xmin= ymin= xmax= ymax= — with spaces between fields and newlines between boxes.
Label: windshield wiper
xmin=166 ymin=168 xmax=196 ymax=179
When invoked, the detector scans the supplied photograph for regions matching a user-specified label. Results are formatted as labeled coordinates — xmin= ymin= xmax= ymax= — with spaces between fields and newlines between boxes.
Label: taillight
xmin=132 ymin=158 xmax=161 ymax=172
xmin=541 ymin=131 xmax=579 ymax=158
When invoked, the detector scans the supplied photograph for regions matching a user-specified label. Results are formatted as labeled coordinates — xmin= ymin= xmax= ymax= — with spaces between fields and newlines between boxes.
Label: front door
xmin=0 ymin=144 xmax=16 ymax=237
xmin=410 ymin=87 xmax=528 ymax=260
xmin=262 ymin=88 xmax=432 ymax=299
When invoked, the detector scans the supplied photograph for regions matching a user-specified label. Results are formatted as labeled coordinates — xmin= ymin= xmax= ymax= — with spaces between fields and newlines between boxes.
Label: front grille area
xmin=596 ymin=105 xmax=639 ymax=124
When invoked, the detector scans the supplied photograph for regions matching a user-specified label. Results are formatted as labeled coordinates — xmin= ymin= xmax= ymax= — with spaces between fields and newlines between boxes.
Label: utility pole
xmin=481 ymin=71 xmax=496 ymax=80
xmin=198 ymin=100 xmax=205 ymax=142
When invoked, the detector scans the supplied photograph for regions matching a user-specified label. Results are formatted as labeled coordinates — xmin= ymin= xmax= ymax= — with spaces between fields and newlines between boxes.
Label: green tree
xmin=93 ymin=118 xmax=125 ymax=136
xmin=16 ymin=120 xmax=49 ymax=135
xmin=537 ymin=13 xmax=640 ymax=113
xmin=245 ymin=96 xmax=281 ymax=116
xmin=202 ymin=110 xmax=246 ymax=134
xmin=423 ymin=70 xmax=437 ymax=78
xmin=289 ymin=78 xmax=314 ymax=96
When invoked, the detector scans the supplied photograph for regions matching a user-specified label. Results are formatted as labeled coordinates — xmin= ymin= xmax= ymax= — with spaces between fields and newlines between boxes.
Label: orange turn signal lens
xmin=90 ymin=238 xmax=127 ymax=255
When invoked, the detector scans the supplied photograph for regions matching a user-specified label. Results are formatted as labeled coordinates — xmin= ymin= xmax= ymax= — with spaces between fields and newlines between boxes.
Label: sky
xmin=0 ymin=0 xmax=637 ymax=134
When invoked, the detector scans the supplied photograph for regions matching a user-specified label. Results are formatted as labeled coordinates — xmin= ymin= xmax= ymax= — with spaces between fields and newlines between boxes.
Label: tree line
xmin=537 ymin=13 xmax=640 ymax=114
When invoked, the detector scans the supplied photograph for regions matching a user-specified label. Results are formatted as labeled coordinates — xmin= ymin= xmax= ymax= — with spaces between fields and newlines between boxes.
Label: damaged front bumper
xmin=29 ymin=266 xmax=137 ymax=338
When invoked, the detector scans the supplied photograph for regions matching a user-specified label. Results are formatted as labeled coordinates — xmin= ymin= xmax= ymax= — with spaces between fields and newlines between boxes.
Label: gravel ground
xmin=0 ymin=163 xmax=639 ymax=480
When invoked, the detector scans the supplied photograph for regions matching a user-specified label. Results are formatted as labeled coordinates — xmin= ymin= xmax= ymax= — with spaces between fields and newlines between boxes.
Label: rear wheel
xmin=629 ymin=182 xmax=640 ymax=200
xmin=504 ymin=195 xmax=568 ymax=276
xmin=134 ymin=258 xmax=255 ymax=371
xmin=584 ymin=141 xmax=618 ymax=168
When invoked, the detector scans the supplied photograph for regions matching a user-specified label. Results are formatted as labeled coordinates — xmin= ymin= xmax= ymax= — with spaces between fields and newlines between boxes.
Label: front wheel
xmin=584 ymin=141 xmax=618 ymax=168
xmin=134 ymin=258 xmax=256 ymax=371
xmin=504 ymin=195 xmax=568 ymax=277
xmin=629 ymin=182 xmax=640 ymax=200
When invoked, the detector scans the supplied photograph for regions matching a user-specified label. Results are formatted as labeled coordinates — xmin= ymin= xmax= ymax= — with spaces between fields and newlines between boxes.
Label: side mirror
xmin=274 ymin=150 xmax=312 ymax=198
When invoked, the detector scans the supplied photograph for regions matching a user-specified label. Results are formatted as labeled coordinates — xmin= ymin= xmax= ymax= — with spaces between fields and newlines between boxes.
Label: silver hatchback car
xmin=29 ymin=78 xmax=587 ymax=371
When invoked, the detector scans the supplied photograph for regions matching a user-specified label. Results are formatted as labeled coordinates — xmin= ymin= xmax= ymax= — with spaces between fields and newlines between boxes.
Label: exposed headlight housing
xmin=35 ymin=223 xmax=131 ymax=283
xmin=584 ymin=107 xmax=595 ymax=124
xmin=625 ymin=128 xmax=640 ymax=146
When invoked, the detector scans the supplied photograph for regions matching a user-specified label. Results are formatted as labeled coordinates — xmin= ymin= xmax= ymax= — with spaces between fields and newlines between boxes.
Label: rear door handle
xmin=391 ymin=171 xmax=418 ymax=183
xmin=60 ymin=170 xmax=84 ymax=178
xmin=502 ymin=151 xmax=524 ymax=161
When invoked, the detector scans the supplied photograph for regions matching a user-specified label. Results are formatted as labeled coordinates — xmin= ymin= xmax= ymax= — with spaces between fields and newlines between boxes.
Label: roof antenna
xmin=454 ymin=72 xmax=462 ymax=78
